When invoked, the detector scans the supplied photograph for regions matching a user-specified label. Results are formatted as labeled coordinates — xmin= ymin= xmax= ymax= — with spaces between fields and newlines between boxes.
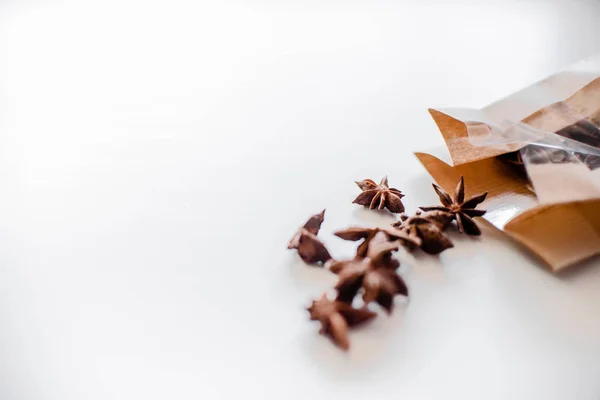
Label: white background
xmin=2 ymin=0 xmax=600 ymax=399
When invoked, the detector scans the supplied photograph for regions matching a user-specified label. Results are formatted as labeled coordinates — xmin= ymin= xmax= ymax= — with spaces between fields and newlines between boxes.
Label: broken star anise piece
xmin=419 ymin=177 xmax=488 ymax=236
xmin=288 ymin=210 xmax=332 ymax=265
xmin=330 ymin=240 xmax=408 ymax=313
xmin=307 ymin=294 xmax=377 ymax=350
xmin=414 ymin=209 xmax=454 ymax=230
xmin=392 ymin=211 xmax=454 ymax=255
xmin=353 ymin=176 xmax=405 ymax=213
xmin=333 ymin=225 xmax=421 ymax=267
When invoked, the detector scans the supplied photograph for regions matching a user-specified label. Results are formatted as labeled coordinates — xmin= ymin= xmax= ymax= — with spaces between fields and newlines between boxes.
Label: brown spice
xmin=392 ymin=211 xmax=454 ymax=255
xmin=333 ymin=225 xmax=421 ymax=264
xmin=288 ymin=210 xmax=332 ymax=265
xmin=353 ymin=176 xmax=405 ymax=213
xmin=419 ymin=177 xmax=487 ymax=236
xmin=329 ymin=238 xmax=408 ymax=313
xmin=307 ymin=294 xmax=377 ymax=350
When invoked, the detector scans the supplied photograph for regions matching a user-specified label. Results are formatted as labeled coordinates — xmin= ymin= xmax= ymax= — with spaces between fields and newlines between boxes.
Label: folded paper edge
xmin=428 ymin=108 xmax=525 ymax=166
xmin=503 ymin=201 xmax=600 ymax=271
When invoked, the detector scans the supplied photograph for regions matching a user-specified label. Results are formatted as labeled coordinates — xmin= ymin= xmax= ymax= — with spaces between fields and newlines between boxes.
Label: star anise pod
xmin=307 ymin=294 xmax=377 ymax=350
xmin=392 ymin=211 xmax=454 ymax=255
xmin=288 ymin=210 xmax=332 ymax=265
xmin=415 ymin=209 xmax=454 ymax=229
xmin=353 ymin=176 xmax=405 ymax=213
xmin=329 ymin=239 xmax=408 ymax=313
xmin=333 ymin=225 xmax=421 ymax=267
xmin=419 ymin=177 xmax=488 ymax=236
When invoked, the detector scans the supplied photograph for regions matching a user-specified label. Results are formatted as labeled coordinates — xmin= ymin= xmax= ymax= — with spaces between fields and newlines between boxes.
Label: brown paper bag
xmin=417 ymin=55 xmax=600 ymax=271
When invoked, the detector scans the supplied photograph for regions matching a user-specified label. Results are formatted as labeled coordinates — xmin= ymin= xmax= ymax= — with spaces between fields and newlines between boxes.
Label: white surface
xmin=1 ymin=1 xmax=600 ymax=399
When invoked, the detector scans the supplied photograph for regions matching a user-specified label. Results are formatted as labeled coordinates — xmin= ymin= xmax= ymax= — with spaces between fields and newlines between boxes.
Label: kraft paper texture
xmin=419 ymin=55 xmax=600 ymax=271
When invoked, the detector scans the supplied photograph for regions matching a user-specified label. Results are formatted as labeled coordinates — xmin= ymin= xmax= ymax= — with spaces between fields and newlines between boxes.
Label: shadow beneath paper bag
xmin=555 ymin=254 xmax=600 ymax=282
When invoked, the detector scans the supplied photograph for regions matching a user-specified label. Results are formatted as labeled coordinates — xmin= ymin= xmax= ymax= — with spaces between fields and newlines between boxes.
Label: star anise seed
xmin=307 ymin=294 xmax=377 ymax=350
xmin=330 ymin=240 xmax=408 ymax=313
xmin=288 ymin=210 xmax=332 ymax=265
xmin=353 ymin=176 xmax=405 ymax=213
xmin=419 ymin=177 xmax=487 ymax=236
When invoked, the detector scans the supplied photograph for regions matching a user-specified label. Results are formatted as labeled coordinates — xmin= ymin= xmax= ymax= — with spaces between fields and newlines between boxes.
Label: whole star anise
xmin=392 ymin=211 xmax=454 ymax=255
xmin=353 ymin=176 xmax=405 ymax=213
xmin=288 ymin=210 xmax=332 ymax=265
xmin=419 ymin=177 xmax=488 ymax=236
xmin=333 ymin=225 xmax=421 ymax=266
xmin=307 ymin=294 xmax=377 ymax=350
xmin=329 ymin=239 xmax=408 ymax=313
